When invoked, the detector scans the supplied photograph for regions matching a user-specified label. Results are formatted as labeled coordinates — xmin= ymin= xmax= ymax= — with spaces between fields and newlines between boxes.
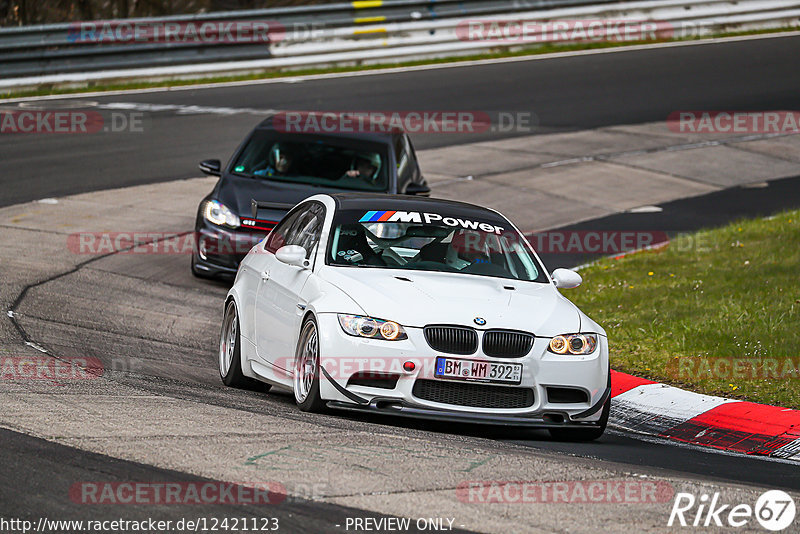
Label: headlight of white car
xmin=548 ymin=333 xmax=598 ymax=355
xmin=337 ymin=314 xmax=408 ymax=341
xmin=203 ymin=200 xmax=240 ymax=228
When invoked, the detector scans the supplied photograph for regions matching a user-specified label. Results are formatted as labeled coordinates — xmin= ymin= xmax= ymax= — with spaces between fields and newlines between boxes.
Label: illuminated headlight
xmin=549 ymin=333 xmax=598 ymax=355
xmin=338 ymin=314 xmax=407 ymax=341
xmin=203 ymin=200 xmax=240 ymax=228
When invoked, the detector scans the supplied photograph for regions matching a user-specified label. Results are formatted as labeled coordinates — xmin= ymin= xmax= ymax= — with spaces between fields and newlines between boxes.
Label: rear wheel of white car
xmin=548 ymin=396 xmax=610 ymax=442
xmin=293 ymin=317 xmax=326 ymax=412
xmin=219 ymin=300 xmax=266 ymax=391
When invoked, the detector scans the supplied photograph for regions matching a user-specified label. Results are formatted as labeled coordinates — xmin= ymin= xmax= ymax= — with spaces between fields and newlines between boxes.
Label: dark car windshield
xmin=231 ymin=131 xmax=390 ymax=192
xmin=326 ymin=209 xmax=548 ymax=283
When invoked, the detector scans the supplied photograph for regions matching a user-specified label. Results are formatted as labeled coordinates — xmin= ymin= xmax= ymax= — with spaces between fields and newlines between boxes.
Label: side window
xmin=264 ymin=209 xmax=302 ymax=253
xmin=284 ymin=203 xmax=325 ymax=259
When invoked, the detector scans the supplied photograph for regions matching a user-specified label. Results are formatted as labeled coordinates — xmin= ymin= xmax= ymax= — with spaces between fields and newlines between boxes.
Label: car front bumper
xmin=192 ymin=221 xmax=266 ymax=278
xmin=326 ymin=390 xmax=610 ymax=428
xmin=315 ymin=313 xmax=610 ymax=426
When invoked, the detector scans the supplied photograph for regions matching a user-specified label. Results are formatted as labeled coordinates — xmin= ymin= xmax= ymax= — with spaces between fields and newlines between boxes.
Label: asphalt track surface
xmin=10 ymin=175 xmax=800 ymax=499
xmin=4 ymin=173 xmax=800 ymax=530
xmin=0 ymin=428 xmax=469 ymax=534
xmin=1 ymin=33 xmax=800 ymax=207
xmin=3 ymin=35 xmax=800 ymax=529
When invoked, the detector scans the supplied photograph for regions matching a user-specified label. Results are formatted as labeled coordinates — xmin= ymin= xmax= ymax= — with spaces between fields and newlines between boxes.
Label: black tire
xmin=548 ymin=396 xmax=610 ymax=442
xmin=219 ymin=300 xmax=269 ymax=391
xmin=293 ymin=316 xmax=326 ymax=413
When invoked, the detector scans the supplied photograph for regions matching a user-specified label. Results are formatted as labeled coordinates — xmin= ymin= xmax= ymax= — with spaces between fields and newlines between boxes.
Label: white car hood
xmin=319 ymin=266 xmax=580 ymax=336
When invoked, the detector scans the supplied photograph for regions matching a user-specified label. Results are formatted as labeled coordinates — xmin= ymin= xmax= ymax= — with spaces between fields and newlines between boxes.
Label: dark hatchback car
xmin=192 ymin=117 xmax=430 ymax=279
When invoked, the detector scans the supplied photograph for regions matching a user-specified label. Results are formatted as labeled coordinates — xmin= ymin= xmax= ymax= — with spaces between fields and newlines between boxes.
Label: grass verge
xmin=1 ymin=26 xmax=798 ymax=100
xmin=565 ymin=210 xmax=800 ymax=408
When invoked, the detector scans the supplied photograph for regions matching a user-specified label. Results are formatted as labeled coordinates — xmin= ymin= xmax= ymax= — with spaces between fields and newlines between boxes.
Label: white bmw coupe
xmin=220 ymin=193 xmax=610 ymax=440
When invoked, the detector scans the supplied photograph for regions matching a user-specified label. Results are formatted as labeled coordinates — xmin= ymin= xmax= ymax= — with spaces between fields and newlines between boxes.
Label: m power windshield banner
xmin=359 ymin=210 xmax=505 ymax=234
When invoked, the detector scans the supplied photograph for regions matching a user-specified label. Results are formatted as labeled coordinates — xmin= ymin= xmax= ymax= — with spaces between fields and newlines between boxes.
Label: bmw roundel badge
xmin=474 ymin=317 xmax=486 ymax=326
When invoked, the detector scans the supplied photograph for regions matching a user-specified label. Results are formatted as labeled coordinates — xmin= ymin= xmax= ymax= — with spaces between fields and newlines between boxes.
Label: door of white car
xmin=255 ymin=203 xmax=325 ymax=373
xmin=254 ymin=209 xmax=300 ymax=366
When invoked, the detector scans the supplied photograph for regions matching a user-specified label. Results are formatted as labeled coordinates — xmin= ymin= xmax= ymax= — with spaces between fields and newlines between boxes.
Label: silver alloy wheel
xmin=294 ymin=322 xmax=318 ymax=404
xmin=219 ymin=303 xmax=237 ymax=378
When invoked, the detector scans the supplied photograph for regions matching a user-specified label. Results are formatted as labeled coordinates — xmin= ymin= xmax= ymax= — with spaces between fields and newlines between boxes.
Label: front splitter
xmin=326 ymin=399 xmax=603 ymax=429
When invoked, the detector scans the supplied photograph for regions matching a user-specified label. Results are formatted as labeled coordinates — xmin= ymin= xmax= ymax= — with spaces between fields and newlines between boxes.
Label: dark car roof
xmin=257 ymin=115 xmax=400 ymax=144
xmin=328 ymin=193 xmax=509 ymax=223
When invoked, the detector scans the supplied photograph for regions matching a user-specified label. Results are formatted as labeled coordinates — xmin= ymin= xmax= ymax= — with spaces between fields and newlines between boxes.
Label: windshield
xmin=326 ymin=209 xmax=548 ymax=282
xmin=231 ymin=131 xmax=390 ymax=192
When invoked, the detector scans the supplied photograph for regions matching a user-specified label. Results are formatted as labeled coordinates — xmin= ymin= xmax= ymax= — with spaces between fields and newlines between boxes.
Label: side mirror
xmin=199 ymin=159 xmax=222 ymax=176
xmin=551 ymin=268 xmax=582 ymax=289
xmin=275 ymin=245 xmax=309 ymax=268
xmin=405 ymin=182 xmax=431 ymax=196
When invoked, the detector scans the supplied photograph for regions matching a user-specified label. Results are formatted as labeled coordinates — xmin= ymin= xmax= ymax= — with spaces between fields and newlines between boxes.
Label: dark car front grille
xmin=482 ymin=330 xmax=535 ymax=358
xmin=424 ymin=326 xmax=478 ymax=355
xmin=412 ymin=379 xmax=535 ymax=409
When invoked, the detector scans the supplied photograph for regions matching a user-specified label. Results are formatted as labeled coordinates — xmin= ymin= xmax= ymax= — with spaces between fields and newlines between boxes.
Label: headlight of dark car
xmin=203 ymin=200 xmax=240 ymax=228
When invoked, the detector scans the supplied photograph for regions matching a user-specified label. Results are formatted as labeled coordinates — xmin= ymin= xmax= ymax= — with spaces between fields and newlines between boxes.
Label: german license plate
xmin=435 ymin=357 xmax=522 ymax=384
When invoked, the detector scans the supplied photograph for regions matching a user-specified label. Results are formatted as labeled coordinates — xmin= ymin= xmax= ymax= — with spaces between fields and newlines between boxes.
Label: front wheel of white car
xmin=219 ymin=300 xmax=268 ymax=391
xmin=293 ymin=317 xmax=326 ymax=412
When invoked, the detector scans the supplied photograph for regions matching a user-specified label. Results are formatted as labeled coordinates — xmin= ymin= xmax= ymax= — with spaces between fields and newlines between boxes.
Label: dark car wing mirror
xmin=199 ymin=159 xmax=222 ymax=176
xmin=405 ymin=182 xmax=431 ymax=196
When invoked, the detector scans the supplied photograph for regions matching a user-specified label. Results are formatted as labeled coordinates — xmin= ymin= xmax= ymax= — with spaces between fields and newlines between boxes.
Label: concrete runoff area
xmin=420 ymin=122 xmax=800 ymax=231
xmin=2 ymin=122 xmax=800 ymax=532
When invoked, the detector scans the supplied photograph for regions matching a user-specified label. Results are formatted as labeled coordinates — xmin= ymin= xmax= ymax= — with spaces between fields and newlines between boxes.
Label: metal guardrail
xmin=0 ymin=0 xmax=625 ymax=78
xmin=269 ymin=0 xmax=800 ymax=58
xmin=0 ymin=0 xmax=798 ymax=88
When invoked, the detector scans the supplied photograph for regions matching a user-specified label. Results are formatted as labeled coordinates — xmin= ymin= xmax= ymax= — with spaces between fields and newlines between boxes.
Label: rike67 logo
xmin=669 ymin=490 xmax=796 ymax=531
